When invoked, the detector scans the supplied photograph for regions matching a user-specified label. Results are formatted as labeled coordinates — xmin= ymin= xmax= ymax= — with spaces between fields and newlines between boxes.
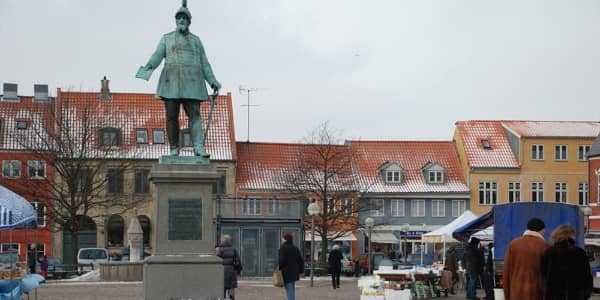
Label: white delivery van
xmin=77 ymin=248 xmax=109 ymax=272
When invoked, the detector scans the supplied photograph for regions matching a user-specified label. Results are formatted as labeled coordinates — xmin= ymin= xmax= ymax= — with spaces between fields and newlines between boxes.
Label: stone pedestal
xmin=144 ymin=163 xmax=224 ymax=300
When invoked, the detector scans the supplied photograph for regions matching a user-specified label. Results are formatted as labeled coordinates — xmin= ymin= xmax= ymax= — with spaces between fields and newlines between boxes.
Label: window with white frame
xmin=153 ymin=129 xmax=165 ymax=144
xmin=2 ymin=160 xmax=21 ymax=178
xmin=341 ymin=199 xmax=352 ymax=216
xmin=136 ymin=129 xmax=148 ymax=144
xmin=32 ymin=202 xmax=46 ymax=227
xmin=428 ymin=170 xmax=444 ymax=184
xmin=0 ymin=243 xmax=19 ymax=255
xmin=531 ymin=144 xmax=544 ymax=160
xmin=27 ymin=160 xmax=46 ymax=178
xmin=27 ymin=243 xmax=45 ymax=262
xmin=479 ymin=181 xmax=497 ymax=205
xmin=106 ymin=169 xmax=124 ymax=194
xmin=579 ymin=183 xmax=589 ymax=205
xmin=555 ymin=182 xmax=568 ymax=203
xmin=326 ymin=198 xmax=336 ymax=214
xmin=554 ymin=145 xmax=568 ymax=161
xmin=390 ymin=199 xmax=405 ymax=217
xmin=508 ymin=182 xmax=521 ymax=203
xmin=99 ymin=127 xmax=121 ymax=147
xmin=134 ymin=169 xmax=150 ymax=194
xmin=411 ymin=200 xmax=425 ymax=217
xmin=452 ymin=200 xmax=467 ymax=217
xmin=370 ymin=199 xmax=385 ymax=216
xmin=597 ymin=170 xmax=600 ymax=204
xmin=431 ymin=200 xmax=445 ymax=217
xmin=267 ymin=198 xmax=279 ymax=215
xmin=532 ymin=182 xmax=544 ymax=202
xmin=386 ymin=170 xmax=401 ymax=183
xmin=242 ymin=197 xmax=261 ymax=215
xmin=579 ymin=145 xmax=591 ymax=161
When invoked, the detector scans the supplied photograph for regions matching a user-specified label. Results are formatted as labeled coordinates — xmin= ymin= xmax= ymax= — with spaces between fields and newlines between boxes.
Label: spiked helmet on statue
xmin=175 ymin=0 xmax=192 ymax=20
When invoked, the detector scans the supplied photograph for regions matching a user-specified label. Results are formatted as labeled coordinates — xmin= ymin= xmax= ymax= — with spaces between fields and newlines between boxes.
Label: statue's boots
xmin=170 ymin=147 xmax=180 ymax=156
xmin=193 ymin=146 xmax=210 ymax=158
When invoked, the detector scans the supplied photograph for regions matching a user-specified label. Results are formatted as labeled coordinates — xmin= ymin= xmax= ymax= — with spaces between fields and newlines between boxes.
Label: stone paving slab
xmin=33 ymin=277 xmax=600 ymax=300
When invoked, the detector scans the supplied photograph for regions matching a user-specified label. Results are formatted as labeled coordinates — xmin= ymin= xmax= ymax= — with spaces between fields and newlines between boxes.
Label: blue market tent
xmin=0 ymin=185 xmax=37 ymax=230
xmin=452 ymin=202 xmax=584 ymax=261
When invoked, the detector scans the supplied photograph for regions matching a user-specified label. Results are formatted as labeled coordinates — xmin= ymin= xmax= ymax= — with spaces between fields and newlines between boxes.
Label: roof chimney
xmin=100 ymin=76 xmax=112 ymax=100
xmin=2 ymin=83 xmax=18 ymax=101
xmin=34 ymin=84 xmax=49 ymax=101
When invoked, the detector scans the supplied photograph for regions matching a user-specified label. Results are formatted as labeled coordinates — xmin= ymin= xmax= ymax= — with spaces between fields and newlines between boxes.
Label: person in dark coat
xmin=328 ymin=244 xmax=343 ymax=289
xmin=278 ymin=232 xmax=304 ymax=300
xmin=482 ymin=243 xmax=494 ymax=300
xmin=463 ymin=237 xmax=484 ymax=300
xmin=27 ymin=244 xmax=37 ymax=274
xmin=216 ymin=235 xmax=241 ymax=300
xmin=444 ymin=245 xmax=458 ymax=295
xmin=541 ymin=224 xmax=593 ymax=300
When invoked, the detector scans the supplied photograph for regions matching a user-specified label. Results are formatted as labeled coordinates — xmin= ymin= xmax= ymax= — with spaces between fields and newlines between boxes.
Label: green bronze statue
xmin=137 ymin=0 xmax=221 ymax=157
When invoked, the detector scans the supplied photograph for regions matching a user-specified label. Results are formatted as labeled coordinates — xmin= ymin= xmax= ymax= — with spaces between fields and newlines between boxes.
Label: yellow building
xmin=454 ymin=120 xmax=600 ymax=215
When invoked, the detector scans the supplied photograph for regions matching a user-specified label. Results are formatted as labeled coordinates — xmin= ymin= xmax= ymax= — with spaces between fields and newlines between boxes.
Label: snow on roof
xmin=503 ymin=121 xmax=600 ymax=138
xmin=455 ymin=120 xmax=519 ymax=168
xmin=0 ymin=91 xmax=236 ymax=161
xmin=349 ymin=140 xmax=469 ymax=194
xmin=236 ymin=142 xmax=356 ymax=191
xmin=456 ymin=120 xmax=600 ymax=168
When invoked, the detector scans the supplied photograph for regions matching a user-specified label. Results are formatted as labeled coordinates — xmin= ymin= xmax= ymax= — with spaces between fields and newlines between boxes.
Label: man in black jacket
xmin=278 ymin=233 xmax=304 ymax=300
xmin=328 ymin=244 xmax=343 ymax=289
xmin=463 ymin=237 xmax=484 ymax=300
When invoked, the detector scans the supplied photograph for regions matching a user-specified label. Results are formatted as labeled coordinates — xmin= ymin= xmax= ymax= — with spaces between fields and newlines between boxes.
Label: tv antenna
xmin=239 ymin=85 xmax=260 ymax=142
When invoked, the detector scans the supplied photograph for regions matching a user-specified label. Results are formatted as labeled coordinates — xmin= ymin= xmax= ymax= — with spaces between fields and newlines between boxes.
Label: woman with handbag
xmin=278 ymin=232 xmax=304 ymax=300
xmin=216 ymin=235 xmax=241 ymax=300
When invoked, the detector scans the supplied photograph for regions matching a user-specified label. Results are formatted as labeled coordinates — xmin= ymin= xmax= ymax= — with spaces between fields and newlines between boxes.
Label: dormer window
xmin=99 ymin=127 xmax=121 ymax=147
xmin=386 ymin=170 xmax=401 ymax=183
xmin=481 ymin=139 xmax=491 ymax=149
xmin=422 ymin=162 xmax=446 ymax=184
xmin=428 ymin=170 xmax=444 ymax=183
xmin=16 ymin=120 xmax=28 ymax=130
xmin=380 ymin=162 xmax=403 ymax=184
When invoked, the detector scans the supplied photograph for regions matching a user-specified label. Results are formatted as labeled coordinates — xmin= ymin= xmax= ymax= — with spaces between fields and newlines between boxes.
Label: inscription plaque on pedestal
xmin=168 ymin=198 xmax=202 ymax=240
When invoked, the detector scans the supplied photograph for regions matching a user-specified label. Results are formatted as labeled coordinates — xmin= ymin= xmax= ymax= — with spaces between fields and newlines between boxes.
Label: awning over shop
xmin=304 ymin=231 xmax=357 ymax=242
xmin=369 ymin=232 xmax=399 ymax=244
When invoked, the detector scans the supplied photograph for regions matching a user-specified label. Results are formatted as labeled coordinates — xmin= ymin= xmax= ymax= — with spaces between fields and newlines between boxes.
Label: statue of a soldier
xmin=137 ymin=0 xmax=221 ymax=157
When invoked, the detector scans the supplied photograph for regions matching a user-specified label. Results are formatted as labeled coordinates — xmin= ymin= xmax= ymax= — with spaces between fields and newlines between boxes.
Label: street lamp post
xmin=402 ymin=223 xmax=410 ymax=264
xmin=365 ymin=217 xmax=375 ymax=274
xmin=307 ymin=202 xmax=320 ymax=288
xmin=583 ymin=205 xmax=592 ymax=236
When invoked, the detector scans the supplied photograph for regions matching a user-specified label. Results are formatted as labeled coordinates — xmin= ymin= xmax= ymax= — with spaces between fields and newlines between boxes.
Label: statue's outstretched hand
xmin=210 ymin=81 xmax=222 ymax=92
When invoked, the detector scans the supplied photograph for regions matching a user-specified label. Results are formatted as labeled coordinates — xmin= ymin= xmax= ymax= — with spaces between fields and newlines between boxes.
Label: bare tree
xmin=10 ymin=93 xmax=142 ymax=262
xmin=283 ymin=122 xmax=372 ymax=265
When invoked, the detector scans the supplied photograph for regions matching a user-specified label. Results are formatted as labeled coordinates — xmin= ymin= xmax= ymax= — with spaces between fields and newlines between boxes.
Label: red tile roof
xmin=503 ymin=121 xmax=600 ymax=138
xmin=455 ymin=120 xmax=519 ymax=168
xmin=0 ymin=91 xmax=236 ymax=161
xmin=349 ymin=140 xmax=469 ymax=193
xmin=456 ymin=120 xmax=600 ymax=169
xmin=236 ymin=142 xmax=354 ymax=191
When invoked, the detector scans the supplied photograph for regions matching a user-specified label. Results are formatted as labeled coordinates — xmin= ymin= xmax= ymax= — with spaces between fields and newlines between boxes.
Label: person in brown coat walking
xmin=503 ymin=218 xmax=549 ymax=300
xmin=541 ymin=224 xmax=593 ymax=300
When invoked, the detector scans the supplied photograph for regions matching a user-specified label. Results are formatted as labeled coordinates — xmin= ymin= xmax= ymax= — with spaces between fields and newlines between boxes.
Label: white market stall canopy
xmin=305 ymin=231 xmax=357 ymax=241
xmin=422 ymin=210 xmax=477 ymax=243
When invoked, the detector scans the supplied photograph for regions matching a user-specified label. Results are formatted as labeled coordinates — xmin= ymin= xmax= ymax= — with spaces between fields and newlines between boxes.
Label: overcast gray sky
xmin=2 ymin=1 xmax=599 ymax=143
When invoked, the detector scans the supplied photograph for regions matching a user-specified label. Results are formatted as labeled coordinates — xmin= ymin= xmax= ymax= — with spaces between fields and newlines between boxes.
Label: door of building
xmin=241 ymin=228 xmax=260 ymax=276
